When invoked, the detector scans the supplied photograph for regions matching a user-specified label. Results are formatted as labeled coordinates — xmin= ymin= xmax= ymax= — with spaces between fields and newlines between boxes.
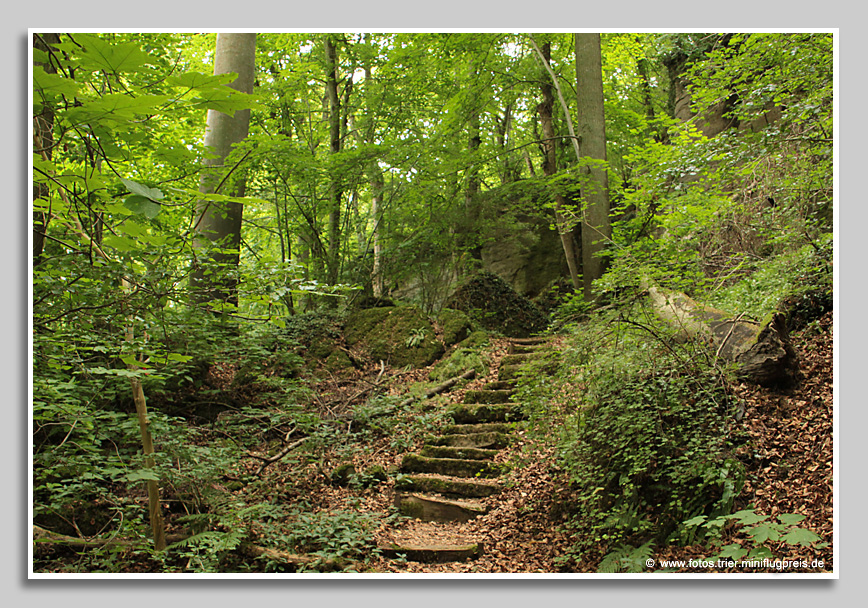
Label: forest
xmin=30 ymin=31 xmax=834 ymax=576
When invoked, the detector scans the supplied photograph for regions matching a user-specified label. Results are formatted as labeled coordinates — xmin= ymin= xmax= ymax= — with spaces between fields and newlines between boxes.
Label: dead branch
xmin=253 ymin=437 xmax=308 ymax=476
xmin=240 ymin=543 xmax=359 ymax=572
xmin=33 ymin=525 xmax=187 ymax=551
xmin=397 ymin=368 xmax=477 ymax=409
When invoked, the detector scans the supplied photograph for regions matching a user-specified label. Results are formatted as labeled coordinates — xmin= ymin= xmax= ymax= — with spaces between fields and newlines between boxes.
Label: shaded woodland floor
xmin=34 ymin=314 xmax=833 ymax=574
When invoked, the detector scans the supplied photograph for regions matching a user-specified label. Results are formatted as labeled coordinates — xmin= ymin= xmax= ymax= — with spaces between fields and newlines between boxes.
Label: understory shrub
xmin=526 ymin=308 xmax=745 ymax=563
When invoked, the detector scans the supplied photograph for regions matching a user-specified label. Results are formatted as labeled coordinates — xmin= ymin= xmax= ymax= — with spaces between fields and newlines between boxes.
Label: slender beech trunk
xmin=191 ymin=33 xmax=256 ymax=307
xmin=126 ymin=340 xmax=167 ymax=551
xmin=358 ymin=35 xmax=387 ymax=298
xmin=575 ymin=33 xmax=611 ymax=300
xmin=536 ymin=41 xmax=582 ymax=291
xmin=325 ymin=36 xmax=342 ymax=288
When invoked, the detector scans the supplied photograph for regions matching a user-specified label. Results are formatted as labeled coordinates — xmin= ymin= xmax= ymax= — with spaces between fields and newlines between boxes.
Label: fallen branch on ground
xmin=397 ymin=368 xmax=477 ymax=409
xmin=251 ymin=437 xmax=308 ymax=476
xmin=32 ymin=525 xmax=187 ymax=551
xmin=240 ymin=542 xmax=360 ymax=571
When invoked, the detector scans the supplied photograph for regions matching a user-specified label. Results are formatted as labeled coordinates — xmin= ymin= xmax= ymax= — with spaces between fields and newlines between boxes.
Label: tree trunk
xmin=575 ymin=33 xmax=611 ymax=301
xmin=32 ymin=33 xmax=60 ymax=267
xmin=644 ymin=281 xmax=799 ymax=386
xmin=325 ymin=36 xmax=343 ymax=288
xmin=357 ymin=38 xmax=387 ymax=299
xmin=537 ymin=42 xmax=582 ymax=291
xmin=191 ymin=33 xmax=256 ymax=307
xmin=369 ymin=169 xmax=385 ymax=298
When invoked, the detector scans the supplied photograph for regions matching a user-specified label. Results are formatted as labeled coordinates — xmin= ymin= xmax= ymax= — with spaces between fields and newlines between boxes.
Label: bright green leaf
xmin=777 ymin=513 xmax=807 ymax=527
xmin=123 ymin=195 xmax=162 ymax=219
xmin=76 ymin=34 xmax=152 ymax=74
xmin=718 ymin=543 xmax=748 ymax=561
xmin=782 ymin=527 xmax=821 ymax=547
xmin=120 ymin=178 xmax=164 ymax=201
xmin=125 ymin=469 xmax=160 ymax=483
xmin=730 ymin=510 xmax=768 ymax=525
xmin=746 ymin=522 xmax=781 ymax=543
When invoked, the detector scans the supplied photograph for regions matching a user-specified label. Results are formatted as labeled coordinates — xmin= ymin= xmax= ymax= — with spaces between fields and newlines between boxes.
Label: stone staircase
xmin=379 ymin=336 xmax=553 ymax=564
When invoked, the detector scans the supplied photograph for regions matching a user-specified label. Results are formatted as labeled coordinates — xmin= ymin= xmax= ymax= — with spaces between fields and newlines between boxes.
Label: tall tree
xmin=324 ymin=35 xmax=343 ymax=288
xmin=575 ymin=33 xmax=611 ymax=299
xmin=191 ymin=33 xmax=257 ymax=307
xmin=532 ymin=37 xmax=582 ymax=291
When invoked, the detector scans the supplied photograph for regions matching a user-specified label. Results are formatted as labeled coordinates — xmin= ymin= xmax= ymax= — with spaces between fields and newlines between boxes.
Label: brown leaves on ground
xmin=650 ymin=312 xmax=834 ymax=573
xmin=227 ymin=317 xmax=834 ymax=575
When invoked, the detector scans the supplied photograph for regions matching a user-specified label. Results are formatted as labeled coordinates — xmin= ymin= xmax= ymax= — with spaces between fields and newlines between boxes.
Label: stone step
xmin=447 ymin=403 xmax=524 ymax=424
xmin=420 ymin=445 xmax=499 ymax=461
xmin=462 ymin=389 xmax=514 ymax=404
xmin=379 ymin=542 xmax=481 ymax=563
xmin=497 ymin=364 xmax=524 ymax=383
xmin=395 ymin=473 xmax=503 ymax=498
xmin=424 ymin=430 xmax=510 ymax=449
xmin=481 ymin=380 xmax=514 ymax=391
xmin=498 ymin=360 xmax=558 ymax=382
xmin=500 ymin=352 xmax=547 ymax=367
xmin=442 ymin=421 xmax=514 ymax=435
xmin=508 ymin=343 xmax=549 ymax=355
xmin=394 ymin=492 xmax=487 ymax=522
xmin=509 ymin=337 xmax=549 ymax=345
xmin=401 ymin=453 xmax=506 ymax=478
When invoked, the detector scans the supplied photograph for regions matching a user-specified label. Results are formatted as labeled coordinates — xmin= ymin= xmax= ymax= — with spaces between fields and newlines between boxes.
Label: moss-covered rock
xmin=330 ymin=463 xmax=356 ymax=487
xmin=428 ymin=347 xmax=488 ymax=382
xmin=437 ymin=308 xmax=473 ymax=346
xmin=344 ymin=306 xmax=444 ymax=368
xmin=444 ymin=271 xmax=548 ymax=338
xmin=323 ymin=348 xmax=354 ymax=373
xmin=458 ymin=330 xmax=490 ymax=349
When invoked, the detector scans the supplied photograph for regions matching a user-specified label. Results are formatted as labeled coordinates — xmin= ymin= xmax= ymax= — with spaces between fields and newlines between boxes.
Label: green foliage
xmin=708 ymin=233 xmax=832 ymax=323
xmin=596 ymin=540 xmax=654 ymax=573
xmin=32 ymin=31 xmax=834 ymax=573
xmin=520 ymin=306 xmax=744 ymax=562
xmin=277 ymin=506 xmax=385 ymax=572
xmin=681 ymin=509 xmax=826 ymax=564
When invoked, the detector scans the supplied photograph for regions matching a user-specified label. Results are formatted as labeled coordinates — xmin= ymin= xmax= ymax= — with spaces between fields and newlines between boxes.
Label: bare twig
xmin=714 ymin=312 xmax=747 ymax=360
xmin=253 ymin=437 xmax=308 ymax=476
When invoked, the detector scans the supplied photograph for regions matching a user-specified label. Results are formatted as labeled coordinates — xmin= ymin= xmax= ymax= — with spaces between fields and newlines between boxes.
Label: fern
xmin=597 ymin=541 xmax=654 ymax=573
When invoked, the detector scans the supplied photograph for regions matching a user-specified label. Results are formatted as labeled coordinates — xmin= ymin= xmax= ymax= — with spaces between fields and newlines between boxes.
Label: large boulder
xmin=344 ymin=305 xmax=444 ymax=368
xmin=443 ymin=271 xmax=548 ymax=338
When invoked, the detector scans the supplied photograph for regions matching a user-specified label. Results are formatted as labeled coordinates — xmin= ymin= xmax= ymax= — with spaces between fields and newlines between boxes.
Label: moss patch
xmin=437 ymin=308 xmax=473 ymax=346
xmin=344 ymin=306 xmax=444 ymax=368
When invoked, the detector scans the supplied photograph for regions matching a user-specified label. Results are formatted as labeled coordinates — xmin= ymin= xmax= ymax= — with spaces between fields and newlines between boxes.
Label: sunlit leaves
xmin=121 ymin=178 xmax=163 ymax=218
xmin=74 ymin=33 xmax=153 ymax=75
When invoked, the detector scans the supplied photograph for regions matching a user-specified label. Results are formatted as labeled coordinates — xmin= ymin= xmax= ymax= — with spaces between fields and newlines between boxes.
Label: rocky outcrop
xmin=344 ymin=305 xmax=444 ymax=368
xmin=444 ymin=272 xmax=548 ymax=338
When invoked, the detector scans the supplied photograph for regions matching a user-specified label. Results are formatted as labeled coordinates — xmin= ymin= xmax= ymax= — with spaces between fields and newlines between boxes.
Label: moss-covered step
xmin=508 ymin=343 xmax=549 ymax=355
xmin=395 ymin=492 xmax=487 ymax=522
xmin=481 ymin=380 xmax=514 ymax=391
xmin=395 ymin=473 xmax=503 ymax=498
xmin=447 ymin=403 xmax=524 ymax=424
xmin=441 ymin=422 xmax=514 ymax=435
xmin=462 ymin=389 xmax=514 ymax=404
xmin=420 ymin=445 xmax=499 ymax=460
xmin=400 ymin=453 xmax=507 ymax=478
xmin=379 ymin=542 xmax=481 ymax=563
xmin=509 ymin=337 xmax=548 ymax=345
xmin=500 ymin=352 xmax=548 ymax=367
xmin=497 ymin=364 xmax=524 ymax=383
xmin=424 ymin=431 xmax=511 ymax=449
